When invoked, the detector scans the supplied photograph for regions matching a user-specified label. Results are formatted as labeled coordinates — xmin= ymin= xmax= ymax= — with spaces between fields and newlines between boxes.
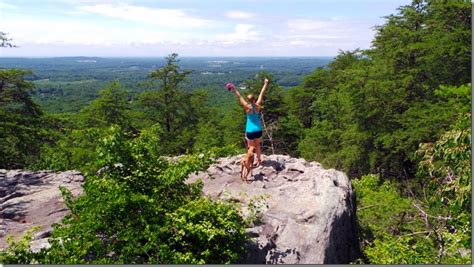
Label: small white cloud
xmin=1 ymin=15 xmax=179 ymax=46
xmin=287 ymin=19 xmax=333 ymax=31
xmin=330 ymin=16 xmax=346 ymax=21
xmin=289 ymin=40 xmax=306 ymax=46
xmin=278 ymin=34 xmax=343 ymax=40
xmin=0 ymin=1 xmax=17 ymax=9
xmin=59 ymin=0 xmax=131 ymax=5
xmin=63 ymin=10 xmax=89 ymax=16
xmin=225 ymin=10 xmax=256 ymax=19
xmin=215 ymin=24 xmax=261 ymax=45
xmin=78 ymin=3 xmax=212 ymax=28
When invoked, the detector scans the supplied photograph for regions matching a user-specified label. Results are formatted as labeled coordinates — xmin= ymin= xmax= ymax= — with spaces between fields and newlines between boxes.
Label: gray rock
xmin=0 ymin=170 xmax=84 ymax=250
xmin=187 ymin=154 xmax=360 ymax=264
xmin=0 ymin=155 xmax=360 ymax=264
xmin=30 ymin=238 xmax=51 ymax=253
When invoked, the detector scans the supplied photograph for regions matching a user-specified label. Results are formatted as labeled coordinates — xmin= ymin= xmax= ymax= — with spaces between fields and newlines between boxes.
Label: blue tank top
xmin=245 ymin=105 xmax=262 ymax=133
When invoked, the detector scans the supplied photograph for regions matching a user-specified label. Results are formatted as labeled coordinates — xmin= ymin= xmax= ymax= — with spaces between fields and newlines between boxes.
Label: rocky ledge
xmin=0 ymin=154 xmax=360 ymax=263
xmin=0 ymin=169 xmax=84 ymax=252
xmin=187 ymin=154 xmax=360 ymax=264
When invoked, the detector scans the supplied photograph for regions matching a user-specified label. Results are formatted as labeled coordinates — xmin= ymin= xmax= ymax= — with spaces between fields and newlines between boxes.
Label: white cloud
xmin=58 ymin=0 xmax=132 ymax=5
xmin=77 ymin=4 xmax=212 ymax=28
xmin=225 ymin=10 xmax=256 ymax=19
xmin=1 ymin=15 xmax=180 ymax=46
xmin=289 ymin=40 xmax=306 ymax=46
xmin=0 ymin=3 xmax=218 ymax=47
xmin=254 ymin=16 xmax=376 ymax=51
xmin=287 ymin=19 xmax=334 ymax=31
xmin=278 ymin=34 xmax=343 ymax=40
xmin=215 ymin=24 xmax=261 ymax=45
xmin=285 ymin=18 xmax=374 ymax=42
xmin=0 ymin=1 xmax=17 ymax=9
xmin=0 ymin=2 xmax=378 ymax=56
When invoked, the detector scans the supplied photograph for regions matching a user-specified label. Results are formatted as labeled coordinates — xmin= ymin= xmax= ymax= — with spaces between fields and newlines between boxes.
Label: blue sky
xmin=0 ymin=0 xmax=411 ymax=57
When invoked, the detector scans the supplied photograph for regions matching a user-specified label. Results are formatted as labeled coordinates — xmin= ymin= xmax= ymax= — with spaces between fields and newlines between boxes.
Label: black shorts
xmin=245 ymin=131 xmax=263 ymax=140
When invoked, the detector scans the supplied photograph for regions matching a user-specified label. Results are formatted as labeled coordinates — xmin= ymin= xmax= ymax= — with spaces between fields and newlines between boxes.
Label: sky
xmin=0 ymin=0 xmax=411 ymax=57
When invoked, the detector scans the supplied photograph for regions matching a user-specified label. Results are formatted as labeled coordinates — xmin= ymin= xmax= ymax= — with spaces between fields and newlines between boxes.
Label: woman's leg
xmin=246 ymin=138 xmax=253 ymax=149
xmin=255 ymin=138 xmax=262 ymax=165
xmin=247 ymin=139 xmax=257 ymax=166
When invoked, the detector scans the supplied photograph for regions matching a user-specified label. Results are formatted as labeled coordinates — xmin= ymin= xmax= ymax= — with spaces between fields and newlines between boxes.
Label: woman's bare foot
xmin=253 ymin=159 xmax=263 ymax=167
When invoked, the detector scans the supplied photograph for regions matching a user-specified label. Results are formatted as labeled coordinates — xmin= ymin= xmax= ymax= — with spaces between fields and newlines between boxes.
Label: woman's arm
xmin=256 ymin=78 xmax=269 ymax=106
xmin=231 ymin=86 xmax=251 ymax=110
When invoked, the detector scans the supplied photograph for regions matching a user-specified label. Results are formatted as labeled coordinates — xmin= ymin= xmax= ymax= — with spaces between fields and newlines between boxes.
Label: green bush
xmin=4 ymin=126 xmax=248 ymax=264
xmin=354 ymin=113 xmax=472 ymax=264
xmin=415 ymin=113 xmax=471 ymax=264
xmin=353 ymin=174 xmax=436 ymax=264
xmin=0 ymin=227 xmax=40 ymax=264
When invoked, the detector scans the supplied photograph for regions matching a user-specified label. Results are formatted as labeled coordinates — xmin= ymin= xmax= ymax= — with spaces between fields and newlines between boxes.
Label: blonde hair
xmin=247 ymin=94 xmax=255 ymax=102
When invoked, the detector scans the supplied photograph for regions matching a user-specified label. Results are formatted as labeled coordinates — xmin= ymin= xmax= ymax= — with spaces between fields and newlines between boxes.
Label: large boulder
xmin=0 ymin=169 xmax=84 ymax=251
xmin=0 ymin=154 xmax=360 ymax=263
xmin=187 ymin=154 xmax=360 ymax=264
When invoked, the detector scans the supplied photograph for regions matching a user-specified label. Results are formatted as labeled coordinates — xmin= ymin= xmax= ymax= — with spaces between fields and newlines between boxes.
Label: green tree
xmin=5 ymin=126 xmax=249 ymax=264
xmin=354 ymin=113 xmax=472 ymax=264
xmin=357 ymin=0 xmax=471 ymax=178
xmin=0 ymin=31 xmax=15 ymax=47
xmin=138 ymin=54 xmax=206 ymax=155
xmin=353 ymin=174 xmax=434 ymax=264
xmin=32 ymin=127 xmax=107 ymax=174
xmin=272 ymin=114 xmax=304 ymax=156
xmin=292 ymin=0 xmax=471 ymax=179
xmin=0 ymin=68 xmax=45 ymax=168
xmin=415 ymin=113 xmax=471 ymax=263
xmin=79 ymin=81 xmax=131 ymax=130
xmin=220 ymin=104 xmax=246 ymax=148
xmin=193 ymin=108 xmax=225 ymax=152
xmin=295 ymin=50 xmax=371 ymax=176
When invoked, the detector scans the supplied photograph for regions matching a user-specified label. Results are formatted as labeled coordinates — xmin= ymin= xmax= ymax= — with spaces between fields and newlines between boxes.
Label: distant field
xmin=0 ymin=57 xmax=333 ymax=113
xmin=34 ymin=79 xmax=99 ymax=85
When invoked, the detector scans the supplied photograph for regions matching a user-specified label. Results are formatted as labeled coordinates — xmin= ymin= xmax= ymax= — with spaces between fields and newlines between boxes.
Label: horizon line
xmin=0 ymin=55 xmax=337 ymax=59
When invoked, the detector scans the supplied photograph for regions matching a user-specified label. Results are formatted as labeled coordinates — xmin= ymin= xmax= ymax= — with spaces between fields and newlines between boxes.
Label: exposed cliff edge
xmin=188 ymin=154 xmax=360 ymax=264
xmin=0 ymin=154 xmax=360 ymax=263
xmin=0 ymin=170 xmax=83 ymax=252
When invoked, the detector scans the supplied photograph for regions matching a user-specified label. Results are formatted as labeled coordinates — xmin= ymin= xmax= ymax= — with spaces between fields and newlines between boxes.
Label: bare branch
xmin=0 ymin=32 xmax=16 ymax=48
xmin=412 ymin=204 xmax=452 ymax=221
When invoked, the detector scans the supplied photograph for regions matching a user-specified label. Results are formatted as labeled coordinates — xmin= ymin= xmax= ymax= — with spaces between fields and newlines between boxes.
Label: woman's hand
xmin=257 ymin=78 xmax=269 ymax=106
xmin=231 ymin=85 xmax=250 ymax=109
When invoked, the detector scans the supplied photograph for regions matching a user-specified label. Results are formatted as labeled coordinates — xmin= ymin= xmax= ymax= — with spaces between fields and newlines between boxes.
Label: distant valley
xmin=0 ymin=57 xmax=333 ymax=113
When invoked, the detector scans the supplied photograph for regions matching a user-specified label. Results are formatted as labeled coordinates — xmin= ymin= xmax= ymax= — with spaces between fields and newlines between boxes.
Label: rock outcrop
xmin=0 ymin=154 xmax=360 ymax=263
xmin=0 ymin=169 xmax=84 ymax=251
xmin=187 ymin=154 xmax=360 ymax=264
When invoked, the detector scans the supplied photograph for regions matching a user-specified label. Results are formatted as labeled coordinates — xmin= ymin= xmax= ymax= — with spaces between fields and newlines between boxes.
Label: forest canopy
xmin=0 ymin=0 xmax=471 ymax=264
